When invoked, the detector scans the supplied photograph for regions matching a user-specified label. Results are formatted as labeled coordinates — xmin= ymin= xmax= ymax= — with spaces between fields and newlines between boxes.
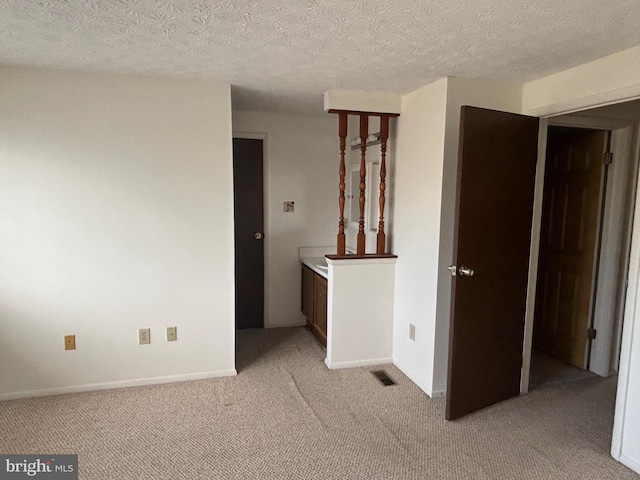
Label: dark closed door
xmin=533 ymin=127 xmax=608 ymax=368
xmin=446 ymin=106 xmax=539 ymax=421
xmin=233 ymin=138 xmax=264 ymax=329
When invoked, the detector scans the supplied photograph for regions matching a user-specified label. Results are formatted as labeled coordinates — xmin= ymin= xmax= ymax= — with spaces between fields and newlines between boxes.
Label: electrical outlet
xmin=138 ymin=328 xmax=151 ymax=345
xmin=166 ymin=326 xmax=177 ymax=342
xmin=409 ymin=324 xmax=416 ymax=341
xmin=64 ymin=334 xmax=76 ymax=351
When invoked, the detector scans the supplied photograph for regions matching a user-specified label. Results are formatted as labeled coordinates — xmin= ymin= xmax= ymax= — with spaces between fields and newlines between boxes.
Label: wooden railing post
xmin=357 ymin=114 xmax=368 ymax=256
xmin=328 ymin=109 xmax=398 ymax=258
xmin=377 ymin=115 xmax=390 ymax=254
xmin=337 ymin=112 xmax=348 ymax=256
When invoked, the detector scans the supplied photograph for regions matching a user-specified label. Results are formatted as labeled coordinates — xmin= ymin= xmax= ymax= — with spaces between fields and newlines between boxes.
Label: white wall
xmin=391 ymin=78 xmax=448 ymax=396
xmin=433 ymin=77 xmax=524 ymax=392
xmin=391 ymin=77 xmax=524 ymax=397
xmin=523 ymin=45 xmax=640 ymax=117
xmin=0 ymin=67 xmax=236 ymax=399
xmin=231 ymin=111 xmax=338 ymax=327
xmin=324 ymin=90 xmax=401 ymax=115
xmin=325 ymin=257 xmax=396 ymax=369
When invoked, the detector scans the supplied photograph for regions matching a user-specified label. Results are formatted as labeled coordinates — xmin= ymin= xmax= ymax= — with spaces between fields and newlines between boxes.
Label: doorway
xmin=233 ymin=137 xmax=265 ymax=330
xmin=523 ymin=104 xmax=640 ymax=392
xmin=531 ymin=126 xmax=610 ymax=377
xmin=446 ymin=102 xmax=640 ymax=419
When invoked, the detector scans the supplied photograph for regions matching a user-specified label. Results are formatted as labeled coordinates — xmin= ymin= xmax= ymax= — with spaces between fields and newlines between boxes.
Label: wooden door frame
xmin=232 ymin=131 xmax=269 ymax=328
xmin=521 ymin=117 xmax=638 ymax=393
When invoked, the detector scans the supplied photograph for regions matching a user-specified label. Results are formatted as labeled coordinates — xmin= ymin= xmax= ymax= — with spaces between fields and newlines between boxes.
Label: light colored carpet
xmin=0 ymin=327 xmax=636 ymax=479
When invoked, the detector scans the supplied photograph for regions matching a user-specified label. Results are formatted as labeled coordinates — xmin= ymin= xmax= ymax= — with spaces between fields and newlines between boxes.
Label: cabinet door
xmin=314 ymin=275 xmax=328 ymax=347
xmin=301 ymin=265 xmax=314 ymax=325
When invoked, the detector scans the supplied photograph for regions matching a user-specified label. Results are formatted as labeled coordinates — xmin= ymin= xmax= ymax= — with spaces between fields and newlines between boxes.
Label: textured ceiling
xmin=1 ymin=0 xmax=639 ymax=114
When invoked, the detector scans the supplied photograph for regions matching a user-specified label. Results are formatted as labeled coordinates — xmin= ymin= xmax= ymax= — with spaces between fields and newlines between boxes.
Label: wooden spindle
xmin=377 ymin=116 xmax=390 ymax=254
xmin=357 ymin=114 xmax=368 ymax=255
xmin=337 ymin=112 xmax=348 ymax=256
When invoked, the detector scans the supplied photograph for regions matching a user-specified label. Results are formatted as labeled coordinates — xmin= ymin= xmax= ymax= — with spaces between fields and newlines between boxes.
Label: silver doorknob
xmin=254 ymin=232 xmax=263 ymax=240
xmin=447 ymin=265 xmax=457 ymax=277
xmin=458 ymin=265 xmax=474 ymax=276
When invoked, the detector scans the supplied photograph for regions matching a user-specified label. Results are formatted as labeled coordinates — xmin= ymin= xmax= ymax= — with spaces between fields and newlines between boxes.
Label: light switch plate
xmin=138 ymin=328 xmax=150 ymax=345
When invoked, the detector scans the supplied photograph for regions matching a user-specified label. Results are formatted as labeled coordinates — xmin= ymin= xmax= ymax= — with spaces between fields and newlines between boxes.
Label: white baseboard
xmin=324 ymin=357 xmax=392 ymax=370
xmin=0 ymin=369 xmax=238 ymax=402
xmin=392 ymin=358 xmax=446 ymax=398
xmin=619 ymin=454 xmax=640 ymax=475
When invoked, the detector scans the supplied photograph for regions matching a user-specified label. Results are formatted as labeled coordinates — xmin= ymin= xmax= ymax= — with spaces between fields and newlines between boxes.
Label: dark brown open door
xmin=233 ymin=138 xmax=264 ymax=329
xmin=446 ymin=106 xmax=539 ymax=420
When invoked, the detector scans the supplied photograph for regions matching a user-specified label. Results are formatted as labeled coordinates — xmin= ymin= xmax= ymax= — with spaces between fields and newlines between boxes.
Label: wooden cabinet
xmin=302 ymin=264 xmax=314 ymax=320
xmin=301 ymin=264 xmax=328 ymax=347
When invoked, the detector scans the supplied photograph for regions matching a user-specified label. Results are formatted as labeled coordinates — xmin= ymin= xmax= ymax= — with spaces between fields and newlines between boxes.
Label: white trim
xmin=520 ymin=119 xmax=549 ymax=394
xmin=612 ymin=124 xmax=640 ymax=374
xmin=392 ymin=358 xmax=445 ymax=398
xmin=0 ymin=369 xmax=238 ymax=402
xmin=590 ymin=126 xmax=636 ymax=376
xmin=612 ymin=224 xmax=639 ymax=464
xmin=231 ymin=132 xmax=268 ymax=140
xmin=232 ymin=132 xmax=270 ymax=328
xmin=525 ymin=89 xmax=640 ymax=119
xmin=618 ymin=455 xmax=640 ymax=474
xmin=612 ymin=124 xmax=640 ymax=466
xmin=549 ymin=115 xmax=631 ymax=130
xmin=324 ymin=357 xmax=392 ymax=370
xmin=323 ymin=89 xmax=402 ymax=114
xmin=326 ymin=257 xmax=398 ymax=266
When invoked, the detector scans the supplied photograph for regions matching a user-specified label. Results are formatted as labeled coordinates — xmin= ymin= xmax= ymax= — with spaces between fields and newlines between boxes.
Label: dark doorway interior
xmin=529 ymin=348 xmax=596 ymax=388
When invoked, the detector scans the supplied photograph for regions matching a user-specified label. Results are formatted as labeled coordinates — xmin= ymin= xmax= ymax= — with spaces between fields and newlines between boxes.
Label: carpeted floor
xmin=0 ymin=327 xmax=637 ymax=479
xmin=529 ymin=348 xmax=597 ymax=388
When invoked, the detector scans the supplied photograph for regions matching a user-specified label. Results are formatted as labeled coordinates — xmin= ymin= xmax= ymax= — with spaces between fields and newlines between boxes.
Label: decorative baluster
xmin=377 ymin=115 xmax=390 ymax=254
xmin=358 ymin=114 xmax=368 ymax=256
xmin=337 ymin=112 xmax=348 ymax=256
xmin=328 ymin=109 xmax=399 ymax=257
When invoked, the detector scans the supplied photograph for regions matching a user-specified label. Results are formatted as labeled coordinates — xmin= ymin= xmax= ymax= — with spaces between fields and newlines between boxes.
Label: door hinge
xmin=587 ymin=328 xmax=597 ymax=340
xmin=604 ymin=152 xmax=613 ymax=165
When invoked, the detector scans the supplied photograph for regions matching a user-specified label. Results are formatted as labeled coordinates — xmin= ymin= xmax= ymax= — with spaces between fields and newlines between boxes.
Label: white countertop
xmin=299 ymin=246 xmax=358 ymax=279
xmin=300 ymin=256 xmax=329 ymax=279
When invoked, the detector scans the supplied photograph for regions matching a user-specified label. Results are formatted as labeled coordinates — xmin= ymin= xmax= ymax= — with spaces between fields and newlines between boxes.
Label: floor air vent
xmin=371 ymin=370 xmax=397 ymax=386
